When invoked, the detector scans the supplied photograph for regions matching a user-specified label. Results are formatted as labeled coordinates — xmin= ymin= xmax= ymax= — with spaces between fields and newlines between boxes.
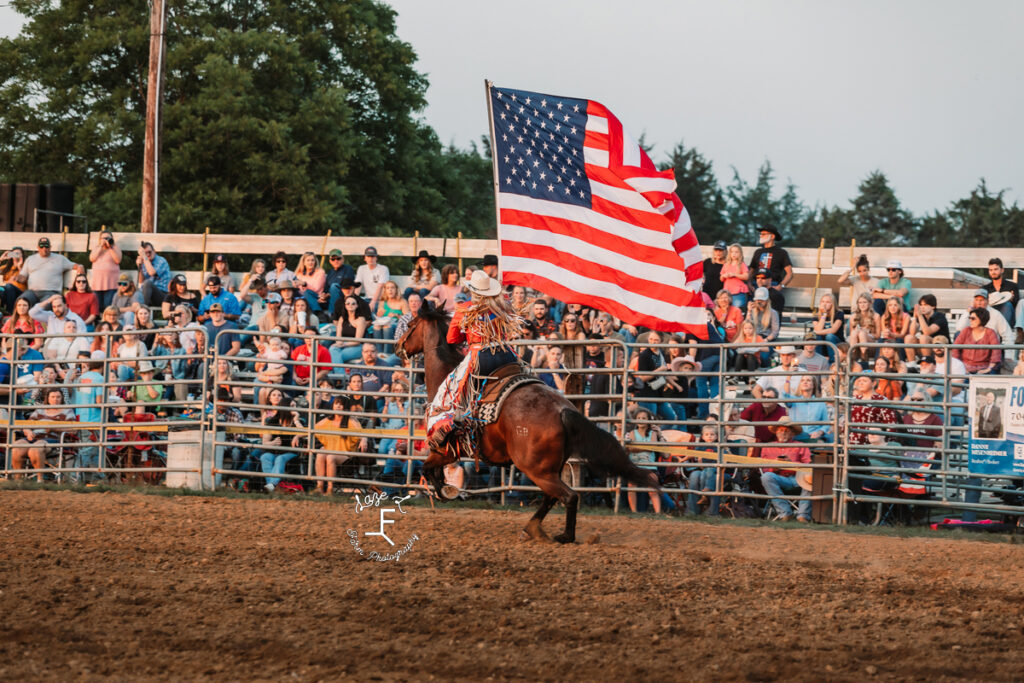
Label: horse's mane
xmin=418 ymin=305 xmax=463 ymax=367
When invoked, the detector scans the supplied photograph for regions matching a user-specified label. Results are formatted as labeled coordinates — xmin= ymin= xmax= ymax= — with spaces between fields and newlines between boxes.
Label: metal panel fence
xmin=3 ymin=327 xmax=1022 ymax=526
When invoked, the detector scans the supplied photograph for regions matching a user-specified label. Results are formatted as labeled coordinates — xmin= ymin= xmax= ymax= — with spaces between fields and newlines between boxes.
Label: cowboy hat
xmin=464 ymin=270 xmax=502 ymax=297
xmin=989 ymin=291 xmax=1013 ymax=307
xmin=412 ymin=249 xmax=436 ymax=263
xmin=758 ymin=225 xmax=781 ymax=239
xmin=770 ymin=416 xmax=803 ymax=436
xmin=670 ymin=355 xmax=698 ymax=372
xmin=795 ymin=469 xmax=813 ymax=492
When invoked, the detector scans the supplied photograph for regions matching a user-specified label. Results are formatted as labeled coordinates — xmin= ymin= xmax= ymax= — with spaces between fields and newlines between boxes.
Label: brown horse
xmin=396 ymin=305 xmax=657 ymax=543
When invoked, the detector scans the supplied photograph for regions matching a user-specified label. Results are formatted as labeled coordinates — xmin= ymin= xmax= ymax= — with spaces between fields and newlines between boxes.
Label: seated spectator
xmin=713 ymin=289 xmax=743 ymax=343
xmin=406 ymin=250 xmax=439 ymax=300
xmin=876 ymin=297 xmax=910 ymax=348
xmin=324 ymin=249 xmax=355 ymax=315
xmin=871 ymin=260 xmax=911 ymax=315
xmin=255 ymin=292 xmax=288 ymax=341
xmin=393 ymin=292 xmax=423 ymax=342
xmin=904 ymin=293 xmax=948 ymax=363
xmin=47 ymin=320 xmax=90 ymax=363
xmin=209 ymin=357 xmax=242 ymax=406
xmin=796 ymin=336 xmax=830 ymax=373
xmin=291 ymin=332 xmax=331 ymax=388
xmin=134 ymin=307 xmax=157 ymax=348
xmin=0 ymin=332 xmax=45 ymax=399
xmin=872 ymin=356 xmax=905 ymax=401
xmin=899 ymin=392 xmax=943 ymax=460
xmin=136 ymin=241 xmax=171 ymax=306
xmin=293 ymin=251 xmax=326 ymax=311
xmin=952 ymin=307 xmax=1002 ymax=375
xmin=11 ymin=387 xmax=77 ymax=480
xmin=113 ymin=331 xmax=148 ymax=383
xmin=739 ymin=387 xmax=788 ymax=453
xmin=955 ymin=289 xmax=1014 ymax=350
xmin=355 ymin=246 xmax=390 ymax=309
xmin=510 ymin=285 xmax=531 ymax=317
xmin=202 ymin=303 xmax=241 ymax=356
xmin=633 ymin=330 xmax=677 ymax=426
xmin=847 ymin=375 xmax=901 ymax=445
xmin=783 ymin=375 xmax=832 ymax=443
xmin=313 ymin=395 xmax=368 ymax=495
xmin=162 ymin=274 xmax=200 ymax=320
xmin=132 ymin=361 xmax=164 ymax=414
xmin=239 ymin=258 xmax=267 ymax=292
xmin=373 ymin=281 xmax=408 ymax=342
xmin=257 ymin=388 xmax=303 ymax=492
xmin=3 ymin=296 xmax=45 ymax=345
xmin=0 ymin=246 xmax=28 ymax=311
xmin=983 ymin=257 xmax=1018 ymax=327
xmin=733 ymin=319 xmax=767 ymax=374
xmin=330 ymin=278 xmax=372 ymax=322
xmin=264 ymin=251 xmax=295 ymax=288
xmin=332 ymin=295 xmax=371 ymax=364
xmin=425 ymin=264 xmax=461 ymax=314
xmin=28 ymin=366 xmax=70 ymax=405
xmin=377 ymin=381 xmax=410 ymax=461
xmin=65 ymin=273 xmax=99 ymax=328
xmin=750 ymin=269 xmax=784 ymax=315
xmin=746 ymin=288 xmax=779 ymax=344
xmin=848 ymin=293 xmax=880 ymax=364
xmin=720 ymin=244 xmax=750 ymax=308
xmin=759 ymin=417 xmax=812 ymax=523
xmin=346 ymin=372 xmax=377 ymax=415
xmin=354 ymin=343 xmax=396 ymax=393
xmin=288 ymin=298 xmax=320 ymax=344
xmin=111 ymin=274 xmax=145 ymax=327
xmin=16 ymin=237 xmax=80 ymax=306
xmin=625 ymin=409 xmax=662 ymax=514
xmin=198 ymin=275 xmax=241 ymax=323
xmin=535 ymin=345 xmax=568 ymax=393
xmin=206 ymin=254 xmax=238 ymax=292
xmin=236 ymin=275 xmax=268 ymax=328
xmin=149 ymin=327 xmax=178 ymax=378
xmin=752 ymin=346 xmax=801 ymax=398
xmin=563 ymin=302 xmax=595 ymax=335
xmin=836 ymin=254 xmax=877 ymax=310
xmin=811 ymin=292 xmax=844 ymax=361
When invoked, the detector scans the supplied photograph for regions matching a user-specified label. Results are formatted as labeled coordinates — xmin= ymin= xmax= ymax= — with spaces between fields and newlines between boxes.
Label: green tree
xmin=0 ymin=0 xmax=481 ymax=237
xmin=942 ymin=179 xmax=1024 ymax=248
xmin=660 ymin=141 xmax=729 ymax=245
xmin=848 ymin=171 xmax=917 ymax=246
xmin=724 ymin=160 xmax=783 ymax=241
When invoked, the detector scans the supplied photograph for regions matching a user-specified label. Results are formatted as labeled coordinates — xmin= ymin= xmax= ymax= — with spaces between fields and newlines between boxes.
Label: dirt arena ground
xmin=2 ymin=489 xmax=1024 ymax=681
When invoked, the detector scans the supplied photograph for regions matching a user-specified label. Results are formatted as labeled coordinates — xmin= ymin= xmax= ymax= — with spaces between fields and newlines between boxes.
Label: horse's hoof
xmin=553 ymin=533 xmax=575 ymax=544
xmin=440 ymin=485 xmax=460 ymax=500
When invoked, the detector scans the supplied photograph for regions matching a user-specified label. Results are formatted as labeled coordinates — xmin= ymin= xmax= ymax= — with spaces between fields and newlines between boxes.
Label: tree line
xmin=1 ymin=1 xmax=1019 ymax=249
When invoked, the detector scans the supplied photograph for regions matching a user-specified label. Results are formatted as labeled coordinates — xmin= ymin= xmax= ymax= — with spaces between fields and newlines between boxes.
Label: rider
xmin=426 ymin=270 xmax=524 ymax=452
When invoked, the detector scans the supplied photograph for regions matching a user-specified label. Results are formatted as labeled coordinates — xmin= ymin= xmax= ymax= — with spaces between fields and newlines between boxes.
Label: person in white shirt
xmin=29 ymin=294 xmax=87 ymax=358
xmin=355 ymin=245 xmax=390 ymax=310
xmin=752 ymin=345 xmax=804 ymax=399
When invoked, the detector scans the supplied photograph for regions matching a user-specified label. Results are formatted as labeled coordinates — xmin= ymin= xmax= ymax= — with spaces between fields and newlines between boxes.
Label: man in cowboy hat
xmin=426 ymin=270 xmax=523 ymax=453
xmin=747 ymin=225 xmax=792 ymax=294
xmin=759 ymin=416 xmax=812 ymax=522
xmin=480 ymin=254 xmax=499 ymax=280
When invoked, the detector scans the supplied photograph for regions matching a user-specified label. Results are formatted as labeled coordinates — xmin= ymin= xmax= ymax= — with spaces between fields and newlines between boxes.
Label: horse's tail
xmin=559 ymin=409 xmax=659 ymax=490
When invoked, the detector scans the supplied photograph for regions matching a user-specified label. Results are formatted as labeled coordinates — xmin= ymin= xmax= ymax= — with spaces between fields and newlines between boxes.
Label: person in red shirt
xmin=290 ymin=332 xmax=330 ymax=386
xmin=738 ymin=387 xmax=788 ymax=456
xmin=759 ymin=417 xmax=812 ymax=522
xmin=426 ymin=270 xmax=523 ymax=452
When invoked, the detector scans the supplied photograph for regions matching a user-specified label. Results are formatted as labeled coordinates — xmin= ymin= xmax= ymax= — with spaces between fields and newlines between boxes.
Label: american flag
xmin=488 ymin=84 xmax=706 ymax=335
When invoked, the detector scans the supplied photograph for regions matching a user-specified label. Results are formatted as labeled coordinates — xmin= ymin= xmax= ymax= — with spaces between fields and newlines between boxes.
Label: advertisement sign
xmin=967 ymin=377 xmax=1024 ymax=476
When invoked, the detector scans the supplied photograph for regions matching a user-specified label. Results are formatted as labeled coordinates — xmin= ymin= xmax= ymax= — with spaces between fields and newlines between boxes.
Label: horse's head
xmin=394 ymin=302 xmax=451 ymax=361
xmin=394 ymin=314 xmax=426 ymax=362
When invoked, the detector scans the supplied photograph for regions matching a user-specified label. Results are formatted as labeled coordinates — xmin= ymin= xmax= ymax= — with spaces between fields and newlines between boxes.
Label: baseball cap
xmin=754 ymin=268 xmax=770 ymax=278
xmin=267 ymin=292 xmax=283 ymax=304
xmin=213 ymin=253 xmax=225 ymax=262
xmin=329 ymin=248 xmax=343 ymax=257
xmin=172 ymin=274 xmax=187 ymax=285
xmin=364 ymin=246 xmax=378 ymax=257
xmin=206 ymin=275 xmax=221 ymax=286
xmin=118 ymin=273 xmax=132 ymax=284
xmin=208 ymin=303 xmax=224 ymax=312
xmin=713 ymin=240 xmax=728 ymax=250
xmin=886 ymin=260 xmax=903 ymax=270
xmin=753 ymin=287 xmax=770 ymax=301
xmin=37 ymin=237 xmax=51 ymax=248
xmin=918 ymin=355 xmax=936 ymax=365
xmin=973 ymin=288 xmax=989 ymax=299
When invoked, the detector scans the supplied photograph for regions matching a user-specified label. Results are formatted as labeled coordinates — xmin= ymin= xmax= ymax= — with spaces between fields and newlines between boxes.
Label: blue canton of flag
xmin=490 ymin=87 xmax=592 ymax=208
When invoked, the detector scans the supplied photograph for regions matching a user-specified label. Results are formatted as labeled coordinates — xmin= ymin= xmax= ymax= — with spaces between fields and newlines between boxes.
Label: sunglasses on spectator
xmin=75 ymin=278 xmax=87 ymax=283
xmin=329 ymin=256 xmax=341 ymax=260
xmin=564 ymin=317 xmax=577 ymax=322
xmin=275 ymin=259 xmax=286 ymax=263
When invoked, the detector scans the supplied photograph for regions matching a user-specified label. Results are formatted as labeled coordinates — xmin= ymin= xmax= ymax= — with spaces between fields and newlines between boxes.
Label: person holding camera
xmin=89 ymin=229 xmax=122 ymax=310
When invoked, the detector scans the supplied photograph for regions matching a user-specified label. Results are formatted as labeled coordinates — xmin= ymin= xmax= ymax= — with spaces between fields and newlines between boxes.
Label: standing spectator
xmin=535 ymin=345 xmax=568 ymax=393
xmin=197 ymin=275 xmax=241 ymax=323
xmin=952 ymin=308 xmax=1002 ymax=375
xmin=625 ymin=409 xmax=663 ymax=514
xmin=65 ymin=273 xmax=99 ymax=328
xmin=425 ymin=264 xmax=462 ymax=314
xmin=747 ymin=226 xmax=793 ymax=292
xmin=111 ymin=274 xmax=145 ymax=327
xmin=68 ymin=352 xmax=106 ymax=480
xmin=355 ymin=246 xmax=390 ymax=309
xmin=202 ymin=303 xmax=241 ymax=357
xmin=760 ymin=417 xmax=813 ymax=523
xmin=206 ymin=254 xmax=238 ymax=292
xmin=849 ymin=293 xmax=880 ymax=364
xmin=701 ymin=240 xmax=727 ymax=298
xmin=836 ymin=254 xmax=877 ymax=310
xmin=406 ymin=250 xmax=440 ymax=300
xmin=982 ymin=257 xmax=1019 ymax=326
xmin=17 ymin=237 xmax=80 ymax=306
xmin=0 ymin=247 xmax=28 ymax=311
xmin=293 ymin=251 xmax=327 ymax=311
xmin=264 ymin=251 xmax=295 ymax=289
xmin=871 ymin=260 xmax=911 ymax=314
xmin=904 ymin=293 xmax=949 ymax=363
xmin=88 ymin=229 xmax=121 ymax=310
xmin=719 ymin=243 xmax=750 ymax=308
xmin=323 ymin=249 xmax=355 ymax=315
xmin=136 ymin=241 xmax=171 ymax=306
xmin=162 ymin=274 xmax=199 ymax=320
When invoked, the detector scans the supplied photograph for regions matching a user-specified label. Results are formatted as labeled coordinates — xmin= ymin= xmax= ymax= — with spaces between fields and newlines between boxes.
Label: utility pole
xmin=141 ymin=0 xmax=167 ymax=234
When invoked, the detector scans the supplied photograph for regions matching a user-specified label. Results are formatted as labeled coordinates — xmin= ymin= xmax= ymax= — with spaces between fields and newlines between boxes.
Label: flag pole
xmin=483 ymin=79 xmax=503 ymax=280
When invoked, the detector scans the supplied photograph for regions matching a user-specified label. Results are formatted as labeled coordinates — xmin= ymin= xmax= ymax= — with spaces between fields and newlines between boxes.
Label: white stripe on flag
xmin=500 ymin=222 xmax=689 ymax=288
xmin=621 ymin=128 xmax=641 ymax=167
xmin=502 ymin=255 xmax=708 ymax=325
xmin=590 ymin=181 xmax=663 ymax=214
xmin=585 ymin=115 xmax=608 ymax=134
xmin=625 ymin=176 xmax=676 ymax=195
xmin=678 ymin=245 xmax=702 ymax=268
xmin=584 ymin=147 xmax=609 ymax=167
xmin=500 ymin=193 xmax=669 ymax=248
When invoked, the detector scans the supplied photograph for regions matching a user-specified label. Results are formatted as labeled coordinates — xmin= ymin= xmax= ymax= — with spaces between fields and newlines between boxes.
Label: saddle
xmin=471 ymin=362 xmax=543 ymax=426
